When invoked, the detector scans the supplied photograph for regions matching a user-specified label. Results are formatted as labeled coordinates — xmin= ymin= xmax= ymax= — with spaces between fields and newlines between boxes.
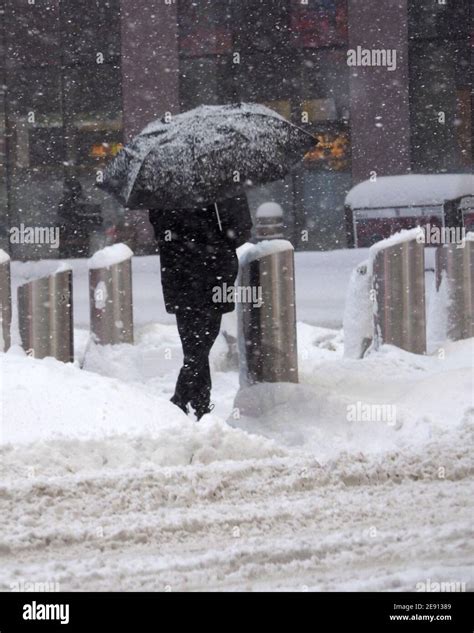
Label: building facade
xmin=0 ymin=0 xmax=472 ymax=259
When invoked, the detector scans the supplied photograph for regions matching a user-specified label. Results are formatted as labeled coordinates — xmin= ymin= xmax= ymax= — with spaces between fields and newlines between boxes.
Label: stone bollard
xmin=0 ymin=250 xmax=12 ymax=352
xmin=237 ymin=202 xmax=298 ymax=385
xmin=17 ymin=268 xmax=74 ymax=362
xmin=435 ymin=232 xmax=473 ymax=341
xmin=371 ymin=228 xmax=426 ymax=354
xmin=89 ymin=243 xmax=134 ymax=345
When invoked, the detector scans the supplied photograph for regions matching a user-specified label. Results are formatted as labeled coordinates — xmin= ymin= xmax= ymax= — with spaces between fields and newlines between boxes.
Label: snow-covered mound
xmin=0 ymin=346 xmax=283 ymax=480
xmin=233 ymin=339 xmax=473 ymax=458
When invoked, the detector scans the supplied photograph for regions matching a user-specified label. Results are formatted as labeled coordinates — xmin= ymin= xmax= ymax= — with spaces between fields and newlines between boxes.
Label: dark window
xmin=2 ymin=0 xmax=123 ymax=259
xmin=5 ymin=0 xmax=60 ymax=68
xmin=408 ymin=0 xmax=472 ymax=172
xmin=61 ymin=0 xmax=121 ymax=66
xmin=29 ymin=126 xmax=65 ymax=167
xmin=408 ymin=0 xmax=470 ymax=39
xmin=290 ymin=0 xmax=348 ymax=48
xmin=179 ymin=0 xmax=232 ymax=57
xmin=180 ymin=56 xmax=235 ymax=109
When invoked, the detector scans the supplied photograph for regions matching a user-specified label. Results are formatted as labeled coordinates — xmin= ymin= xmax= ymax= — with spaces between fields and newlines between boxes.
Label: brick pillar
xmin=348 ymin=0 xmax=411 ymax=184
xmin=120 ymin=0 xmax=180 ymax=141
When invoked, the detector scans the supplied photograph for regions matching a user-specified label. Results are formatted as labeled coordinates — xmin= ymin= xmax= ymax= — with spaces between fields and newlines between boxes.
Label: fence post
xmin=89 ymin=244 xmax=134 ymax=345
xmin=435 ymin=233 xmax=473 ymax=341
xmin=0 ymin=250 xmax=12 ymax=352
xmin=17 ymin=269 xmax=74 ymax=362
xmin=371 ymin=229 xmax=426 ymax=354
xmin=237 ymin=203 xmax=298 ymax=385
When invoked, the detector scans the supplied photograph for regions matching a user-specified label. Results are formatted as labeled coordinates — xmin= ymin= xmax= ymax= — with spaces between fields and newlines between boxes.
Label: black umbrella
xmin=99 ymin=102 xmax=317 ymax=210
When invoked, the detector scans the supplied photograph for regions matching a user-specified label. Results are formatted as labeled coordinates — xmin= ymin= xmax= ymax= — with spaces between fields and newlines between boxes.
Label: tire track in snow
xmin=1 ymin=429 xmax=473 ymax=591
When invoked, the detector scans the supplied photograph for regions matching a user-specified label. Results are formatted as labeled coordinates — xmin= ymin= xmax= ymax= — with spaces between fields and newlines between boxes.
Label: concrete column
xmin=120 ymin=0 xmax=180 ymax=141
xmin=348 ymin=0 xmax=411 ymax=184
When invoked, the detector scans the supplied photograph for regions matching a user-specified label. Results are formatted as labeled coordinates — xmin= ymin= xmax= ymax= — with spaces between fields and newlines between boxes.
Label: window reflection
xmin=2 ymin=0 xmax=123 ymax=259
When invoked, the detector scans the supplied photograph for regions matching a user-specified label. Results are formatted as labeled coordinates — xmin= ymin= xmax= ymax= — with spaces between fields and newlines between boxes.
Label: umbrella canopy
xmin=99 ymin=102 xmax=317 ymax=210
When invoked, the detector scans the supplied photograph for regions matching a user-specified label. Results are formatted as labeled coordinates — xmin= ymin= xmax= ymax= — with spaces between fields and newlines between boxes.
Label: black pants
xmin=173 ymin=309 xmax=222 ymax=411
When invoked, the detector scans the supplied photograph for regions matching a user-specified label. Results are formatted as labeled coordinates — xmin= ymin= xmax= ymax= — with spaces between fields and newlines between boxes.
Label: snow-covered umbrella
xmin=98 ymin=102 xmax=317 ymax=210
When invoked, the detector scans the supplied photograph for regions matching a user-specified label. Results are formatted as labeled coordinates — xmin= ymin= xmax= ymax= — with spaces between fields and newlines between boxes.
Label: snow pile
xmin=88 ymin=243 xmax=134 ymax=270
xmin=0 ymin=347 xmax=283 ymax=480
xmin=346 ymin=173 xmax=474 ymax=209
xmin=256 ymin=202 xmax=283 ymax=218
xmin=238 ymin=239 xmax=293 ymax=266
xmin=368 ymin=226 xmax=424 ymax=258
xmin=232 ymin=338 xmax=473 ymax=459
xmin=1 ymin=330 xmax=471 ymax=592
xmin=342 ymin=260 xmax=372 ymax=358
xmin=426 ymin=271 xmax=449 ymax=352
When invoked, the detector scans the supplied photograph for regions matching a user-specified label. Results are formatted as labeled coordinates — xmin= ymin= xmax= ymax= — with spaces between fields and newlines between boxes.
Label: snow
xmin=1 ymin=249 xmax=472 ymax=592
xmin=256 ymin=201 xmax=284 ymax=218
xmin=54 ymin=262 xmax=73 ymax=274
xmin=345 ymin=174 xmax=474 ymax=209
xmin=426 ymin=272 xmax=449 ymax=351
xmin=238 ymin=239 xmax=293 ymax=266
xmin=342 ymin=260 xmax=372 ymax=358
xmin=0 ymin=249 xmax=10 ymax=265
xmin=141 ymin=103 xmax=288 ymax=137
xmin=88 ymin=243 xmax=134 ymax=270
xmin=368 ymin=226 xmax=424 ymax=258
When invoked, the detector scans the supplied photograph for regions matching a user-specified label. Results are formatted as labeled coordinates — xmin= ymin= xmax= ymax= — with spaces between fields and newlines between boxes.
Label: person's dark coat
xmin=149 ymin=196 xmax=252 ymax=314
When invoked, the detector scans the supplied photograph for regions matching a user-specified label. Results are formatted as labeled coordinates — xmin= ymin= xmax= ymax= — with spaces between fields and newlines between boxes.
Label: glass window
xmin=7 ymin=66 xmax=62 ymax=117
xmin=180 ymin=56 xmax=235 ymax=109
xmin=408 ymin=0 xmax=470 ymax=40
xmin=61 ymin=0 xmax=121 ymax=65
xmin=290 ymin=0 xmax=348 ymax=48
xmin=5 ymin=0 xmax=60 ymax=68
xmin=2 ymin=0 xmax=123 ymax=259
xmin=232 ymin=0 xmax=292 ymax=53
xmin=300 ymin=48 xmax=349 ymax=121
xmin=234 ymin=51 xmax=298 ymax=104
xmin=63 ymin=64 xmax=122 ymax=125
xmin=408 ymin=0 xmax=472 ymax=172
xmin=179 ymin=0 xmax=232 ymax=56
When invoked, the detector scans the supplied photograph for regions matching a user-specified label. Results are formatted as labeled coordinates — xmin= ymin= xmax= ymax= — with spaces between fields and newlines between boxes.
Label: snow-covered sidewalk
xmin=0 ymin=250 xmax=472 ymax=591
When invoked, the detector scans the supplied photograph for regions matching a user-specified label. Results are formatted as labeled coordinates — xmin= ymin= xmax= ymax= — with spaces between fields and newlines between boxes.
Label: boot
xmin=194 ymin=403 xmax=215 ymax=421
xmin=170 ymin=395 xmax=189 ymax=415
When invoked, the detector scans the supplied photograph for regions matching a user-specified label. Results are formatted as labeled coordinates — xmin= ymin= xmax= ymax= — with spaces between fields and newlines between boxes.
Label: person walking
xmin=149 ymin=195 xmax=252 ymax=420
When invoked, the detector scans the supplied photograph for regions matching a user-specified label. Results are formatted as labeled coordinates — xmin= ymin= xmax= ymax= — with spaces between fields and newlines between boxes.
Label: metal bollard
xmin=89 ymin=244 xmax=134 ymax=345
xmin=17 ymin=269 xmax=74 ymax=362
xmin=435 ymin=233 xmax=473 ymax=341
xmin=0 ymin=250 xmax=12 ymax=352
xmin=371 ymin=230 xmax=426 ymax=354
xmin=237 ymin=203 xmax=298 ymax=385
